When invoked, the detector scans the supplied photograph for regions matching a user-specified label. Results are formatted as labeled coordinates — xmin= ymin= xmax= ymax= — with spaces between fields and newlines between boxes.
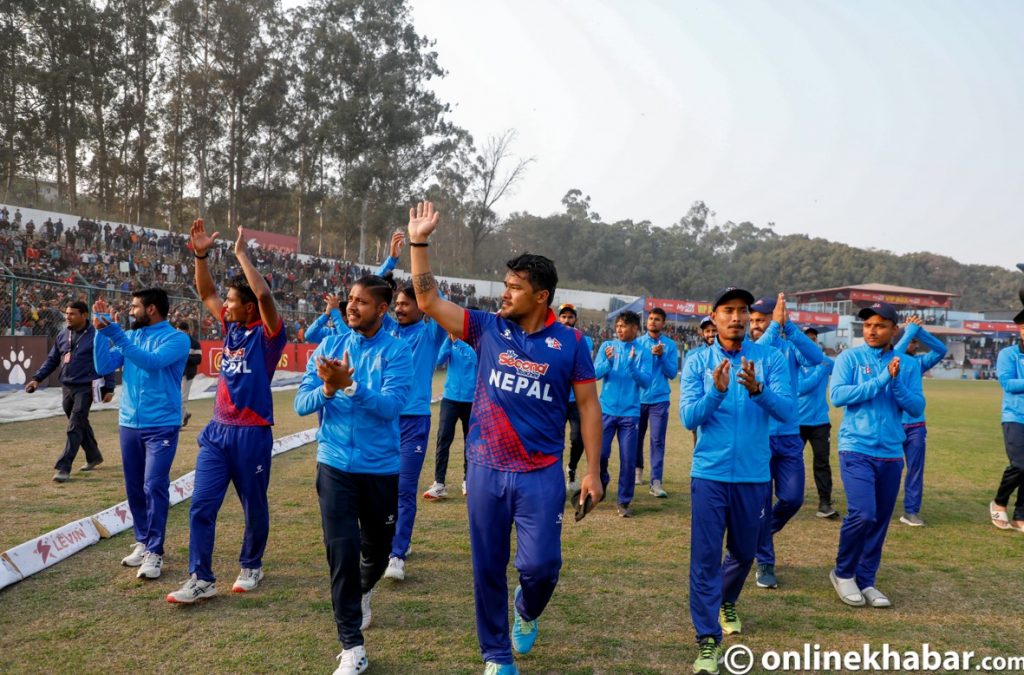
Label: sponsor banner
xmin=199 ymin=341 xmax=306 ymax=376
xmin=169 ymin=470 xmax=196 ymax=506
xmin=0 ymin=554 xmax=23 ymax=591
xmin=0 ymin=336 xmax=54 ymax=388
xmin=964 ymin=320 xmax=1018 ymax=334
xmin=789 ymin=310 xmax=840 ymax=326
xmin=849 ymin=290 xmax=952 ymax=308
xmin=646 ymin=297 xmax=713 ymax=318
xmin=91 ymin=500 xmax=134 ymax=539
xmin=3 ymin=518 xmax=100 ymax=578
xmin=271 ymin=428 xmax=318 ymax=457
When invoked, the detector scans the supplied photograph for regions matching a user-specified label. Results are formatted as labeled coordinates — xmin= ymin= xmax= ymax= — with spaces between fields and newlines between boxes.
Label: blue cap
xmin=750 ymin=296 xmax=776 ymax=315
xmin=857 ymin=302 xmax=899 ymax=324
xmin=712 ymin=287 xmax=755 ymax=310
xmin=699 ymin=315 xmax=713 ymax=328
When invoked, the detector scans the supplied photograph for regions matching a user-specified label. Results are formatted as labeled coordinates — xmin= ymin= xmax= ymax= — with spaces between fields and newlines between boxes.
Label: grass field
xmin=1 ymin=378 xmax=1022 ymax=674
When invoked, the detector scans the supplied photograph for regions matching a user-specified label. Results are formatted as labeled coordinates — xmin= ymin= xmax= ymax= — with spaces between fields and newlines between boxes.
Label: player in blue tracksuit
xmin=828 ymin=302 xmax=924 ymax=609
xmin=636 ymin=307 xmax=679 ymax=498
xmin=295 ymin=274 xmax=413 ymax=675
xmin=558 ymin=303 xmax=595 ymax=492
xmin=423 ymin=333 xmax=478 ymax=499
xmin=406 ymin=201 xmax=603 ymax=675
xmin=165 ymin=222 xmax=288 ymax=604
xmin=796 ymin=327 xmax=838 ymax=519
xmin=990 ymin=311 xmax=1024 ymax=532
xmin=681 ymin=287 xmax=793 ymax=675
xmin=892 ymin=317 xmax=948 ymax=526
xmin=594 ymin=310 xmax=653 ymax=516
xmin=93 ymin=287 xmax=190 ymax=580
xmin=746 ymin=294 xmax=823 ymax=589
xmin=377 ymin=234 xmax=448 ymax=580
xmin=306 ymin=293 xmax=350 ymax=344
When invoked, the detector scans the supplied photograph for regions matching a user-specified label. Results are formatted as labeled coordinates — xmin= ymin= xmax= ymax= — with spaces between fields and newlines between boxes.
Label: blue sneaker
xmin=511 ymin=585 xmax=538 ymax=654
xmin=483 ymin=662 xmax=519 ymax=675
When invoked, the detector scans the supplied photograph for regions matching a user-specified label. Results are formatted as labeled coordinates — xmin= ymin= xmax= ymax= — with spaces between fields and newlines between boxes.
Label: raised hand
xmin=772 ymin=292 xmax=787 ymax=325
xmin=652 ymin=342 xmax=664 ymax=357
xmin=713 ymin=359 xmax=731 ymax=392
xmin=905 ymin=315 xmax=922 ymax=327
xmin=629 ymin=346 xmax=636 ymax=360
xmin=389 ymin=231 xmax=405 ymax=259
xmin=737 ymin=357 xmax=760 ymax=395
xmin=605 ymin=345 xmax=615 ymax=359
xmin=190 ymin=218 xmax=219 ymax=256
xmin=325 ymin=293 xmax=341 ymax=314
xmin=407 ymin=201 xmax=440 ymax=243
xmin=234 ymin=227 xmax=248 ymax=258
xmin=888 ymin=356 xmax=901 ymax=378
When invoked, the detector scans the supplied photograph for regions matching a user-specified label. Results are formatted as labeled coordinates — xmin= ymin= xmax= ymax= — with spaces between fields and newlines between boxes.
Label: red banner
xmin=789 ymin=310 xmax=840 ymax=326
xmin=199 ymin=340 xmax=310 ymax=376
xmin=963 ymin=321 xmax=1019 ymax=333
xmin=849 ymin=290 xmax=952 ymax=309
xmin=646 ymin=297 xmax=713 ymax=317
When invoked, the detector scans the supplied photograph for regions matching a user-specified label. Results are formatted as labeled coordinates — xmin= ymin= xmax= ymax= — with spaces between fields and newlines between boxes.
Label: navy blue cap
xmin=712 ymin=287 xmax=755 ymax=310
xmin=699 ymin=315 xmax=714 ymax=328
xmin=750 ymin=296 xmax=776 ymax=315
xmin=857 ymin=302 xmax=899 ymax=324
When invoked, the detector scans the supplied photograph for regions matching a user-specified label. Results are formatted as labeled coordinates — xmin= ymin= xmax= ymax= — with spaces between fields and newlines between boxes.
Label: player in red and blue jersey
xmin=407 ymin=201 xmax=603 ymax=675
xmin=166 ymin=220 xmax=286 ymax=604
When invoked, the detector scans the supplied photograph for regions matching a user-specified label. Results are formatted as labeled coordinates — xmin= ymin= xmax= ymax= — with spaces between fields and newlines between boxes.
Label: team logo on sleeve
xmin=544 ymin=337 xmax=562 ymax=350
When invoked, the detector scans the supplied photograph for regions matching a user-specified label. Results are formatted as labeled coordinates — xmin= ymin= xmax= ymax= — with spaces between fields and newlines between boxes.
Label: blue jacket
xmin=680 ymin=338 xmax=793 ymax=483
xmin=377 ymin=255 xmax=448 ymax=415
xmin=757 ymin=321 xmax=823 ymax=436
xmin=893 ymin=323 xmax=948 ymax=425
xmin=997 ymin=344 xmax=1024 ymax=425
xmin=93 ymin=320 xmax=190 ymax=428
xmin=306 ymin=308 xmax=350 ymax=344
xmin=829 ymin=344 xmax=925 ymax=458
xmin=568 ymin=334 xmax=595 ymax=403
xmin=32 ymin=325 xmax=115 ymax=392
xmin=593 ymin=339 xmax=653 ymax=417
xmin=436 ymin=337 xmax=477 ymax=403
xmin=797 ymin=353 xmax=834 ymax=427
xmin=294 ymin=327 xmax=413 ymax=474
xmin=637 ymin=333 xmax=679 ymax=405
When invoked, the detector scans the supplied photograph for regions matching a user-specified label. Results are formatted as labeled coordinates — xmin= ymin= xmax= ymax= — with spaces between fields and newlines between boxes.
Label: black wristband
xmin=194 ymin=251 xmax=209 ymax=259
xmin=409 ymin=241 xmax=429 ymax=247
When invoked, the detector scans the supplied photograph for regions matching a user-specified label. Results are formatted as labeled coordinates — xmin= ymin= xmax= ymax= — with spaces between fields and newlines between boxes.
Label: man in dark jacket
xmin=177 ymin=321 xmax=202 ymax=426
xmin=25 ymin=300 xmax=115 ymax=482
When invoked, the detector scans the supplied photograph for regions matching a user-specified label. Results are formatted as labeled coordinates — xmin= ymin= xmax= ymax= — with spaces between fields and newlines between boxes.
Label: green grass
xmin=1 ymin=379 xmax=1022 ymax=673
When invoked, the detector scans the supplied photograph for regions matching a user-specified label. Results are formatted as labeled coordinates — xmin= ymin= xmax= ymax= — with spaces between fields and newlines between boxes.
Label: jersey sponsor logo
xmin=497 ymin=350 xmax=549 ymax=378
xmin=545 ymin=337 xmax=562 ymax=350
xmin=487 ymin=369 xmax=554 ymax=401
xmin=220 ymin=346 xmax=253 ymax=375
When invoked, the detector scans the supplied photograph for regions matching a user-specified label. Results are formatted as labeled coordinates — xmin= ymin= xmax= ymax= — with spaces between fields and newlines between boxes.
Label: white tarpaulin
xmin=0 ymin=555 xmax=22 ymax=591
xmin=3 ymin=518 xmax=101 ymax=579
xmin=90 ymin=501 xmax=134 ymax=539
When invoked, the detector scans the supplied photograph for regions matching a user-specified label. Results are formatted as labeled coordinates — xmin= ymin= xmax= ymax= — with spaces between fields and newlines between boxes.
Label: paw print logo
xmin=3 ymin=349 xmax=32 ymax=385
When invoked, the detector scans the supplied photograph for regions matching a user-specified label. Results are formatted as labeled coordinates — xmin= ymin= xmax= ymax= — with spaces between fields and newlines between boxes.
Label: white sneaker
xmin=360 ymin=588 xmax=373 ymax=630
xmin=121 ymin=542 xmax=146 ymax=567
xmin=634 ymin=468 xmax=643 ymax=485
xmin=461 ymin=480 xmax=467 ymax=496
xmin=829 ymin=569 xmax=865 ymax=606
xmin=333 ymin=645 xmax=368 ymax=675
xmin=137 ymin=551 xmax=163 ymax=579
xmin=991 ymin=501 xmax=1012 ymax=530
xmin=649 ymin=480 xmax=668 ymax=498
xmin=384 ymin=556 xmax=405 ymax=581
xmin=861 ymin=586 xmax=892 ymax=608
xmin=232 ymin=567 xmax=264 ymax=593
xmin=423 ymin=482 xmax=448 ymax=501
xmin=166 ymin=574 xmax=217 ymax=604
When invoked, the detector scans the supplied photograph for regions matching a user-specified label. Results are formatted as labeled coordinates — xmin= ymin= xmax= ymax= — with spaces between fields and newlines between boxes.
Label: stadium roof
xmin=793 ymin=283 xmax=959 ymax=309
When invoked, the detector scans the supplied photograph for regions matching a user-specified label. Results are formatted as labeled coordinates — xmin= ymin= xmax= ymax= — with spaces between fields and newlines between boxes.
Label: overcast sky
xmin=408 ymin=0 xmax=1024 ymax=270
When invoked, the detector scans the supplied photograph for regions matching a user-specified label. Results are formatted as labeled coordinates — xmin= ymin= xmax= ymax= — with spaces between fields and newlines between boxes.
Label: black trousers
xmin=799 ymin=423 xmax=833 ymax=504
xmin=316 ymin=463 xmax=398 ymax=649
xmin=995 ymin=422 xmax=1024 ymax=521
xmin=565 ymin=401 xmax=584 ymax=479
xmin=55 ymin=384 xmax=103 ymax=472
xmin=434 ymin=399 xmax=472 ymax=484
